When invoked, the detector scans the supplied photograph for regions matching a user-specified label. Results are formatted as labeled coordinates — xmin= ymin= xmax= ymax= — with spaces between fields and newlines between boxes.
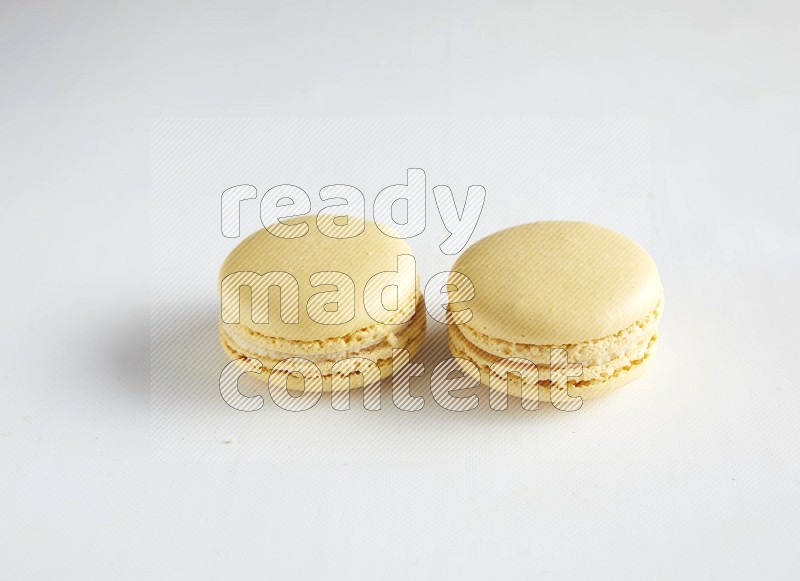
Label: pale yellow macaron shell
xmin=219 ymin=216 xmax=418 ymax=343
xmin=451 ymin=221 xmax=663 ymax=345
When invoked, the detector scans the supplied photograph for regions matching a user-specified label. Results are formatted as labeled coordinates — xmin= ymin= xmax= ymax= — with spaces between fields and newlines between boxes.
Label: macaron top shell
xmin=451 ymin=221 xmax=663 ymax=345
xmin=220 ymin=216 xmax=417 ymax=342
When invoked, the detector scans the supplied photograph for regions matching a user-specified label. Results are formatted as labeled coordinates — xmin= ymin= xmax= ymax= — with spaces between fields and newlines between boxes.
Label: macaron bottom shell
xmin=220 ymin=298 xmax=427 ymax=393
xmin=448 ymin=323 xmax=658 ymax=403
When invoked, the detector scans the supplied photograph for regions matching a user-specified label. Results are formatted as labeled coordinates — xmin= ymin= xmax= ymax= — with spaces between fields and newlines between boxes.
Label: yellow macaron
xmin=219 ymin=216 xmax=426 ymax=392
xmin=448 ymin=221 xmax=663 ymax=402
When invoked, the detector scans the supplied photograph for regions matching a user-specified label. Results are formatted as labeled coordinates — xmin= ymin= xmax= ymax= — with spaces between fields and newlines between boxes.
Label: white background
xmin=2 ymin=1 xmax=799 ymax=579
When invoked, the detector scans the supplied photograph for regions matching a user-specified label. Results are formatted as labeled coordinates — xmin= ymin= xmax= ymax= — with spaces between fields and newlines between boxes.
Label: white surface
xmin=2 ymin=1 xmax=799 ymax=579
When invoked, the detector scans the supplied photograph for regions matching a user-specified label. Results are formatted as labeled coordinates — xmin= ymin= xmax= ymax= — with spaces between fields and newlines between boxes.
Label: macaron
xmin=448 ymin=221 xmax=663 ymax=402
xmin=219 ymin=216 xmax=426 ymax=392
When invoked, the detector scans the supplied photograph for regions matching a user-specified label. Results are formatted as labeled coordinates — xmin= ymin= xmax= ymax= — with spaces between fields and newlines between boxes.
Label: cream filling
xmin=458 ymin=299 xmax=663 ymax=366
xmin=449 ymin=323 xmax=656 ymax=383
xmin=222 ymin=315 xmax=416 ymax=364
